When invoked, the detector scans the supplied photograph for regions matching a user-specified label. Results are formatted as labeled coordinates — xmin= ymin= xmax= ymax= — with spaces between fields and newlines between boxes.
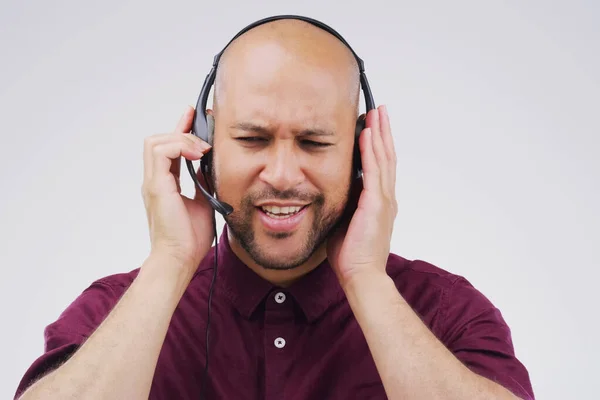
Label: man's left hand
xmin=327 ymin=105 xmax=398 ymax=287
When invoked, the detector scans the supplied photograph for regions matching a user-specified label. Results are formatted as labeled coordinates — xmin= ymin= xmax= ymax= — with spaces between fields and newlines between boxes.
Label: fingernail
xmin=198 ymin=141 xmax=211 ymax=150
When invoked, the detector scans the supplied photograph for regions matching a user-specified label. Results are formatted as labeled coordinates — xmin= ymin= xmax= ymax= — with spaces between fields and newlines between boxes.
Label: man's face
xmin=211 ymin=43 xmax=358 ymax=270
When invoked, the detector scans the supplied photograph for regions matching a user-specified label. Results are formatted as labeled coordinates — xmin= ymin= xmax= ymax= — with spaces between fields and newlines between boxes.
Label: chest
xmin=149 ymin=299 xmax=387 ymax=399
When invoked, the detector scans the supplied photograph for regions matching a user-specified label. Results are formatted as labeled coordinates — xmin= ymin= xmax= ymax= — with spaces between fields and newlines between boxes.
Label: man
xmin=14 ymin=16 xmax=534 ymax=400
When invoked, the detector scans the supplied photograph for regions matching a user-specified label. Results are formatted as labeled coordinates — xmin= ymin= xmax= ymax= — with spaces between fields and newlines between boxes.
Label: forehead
xmin=216 ymin=42 xmax=357 ymax=126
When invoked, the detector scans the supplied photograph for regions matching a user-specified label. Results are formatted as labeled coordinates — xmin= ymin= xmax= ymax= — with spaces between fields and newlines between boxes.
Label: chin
xmin=253 ymin=232 xmax=313 ymax=270
xmin=258 ymin=254 xmax=308 ymax=271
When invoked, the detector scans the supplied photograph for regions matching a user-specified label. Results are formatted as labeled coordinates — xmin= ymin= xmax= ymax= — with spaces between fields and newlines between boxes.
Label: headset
xmin=184 ymin=14 xmax=376 ymax=399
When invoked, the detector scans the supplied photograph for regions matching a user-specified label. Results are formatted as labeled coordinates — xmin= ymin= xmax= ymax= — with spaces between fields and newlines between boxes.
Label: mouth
xmin=255 ymin=204 xmax=311 ymax=233
xmin=258 ymin=204 xmax=309 ymax=219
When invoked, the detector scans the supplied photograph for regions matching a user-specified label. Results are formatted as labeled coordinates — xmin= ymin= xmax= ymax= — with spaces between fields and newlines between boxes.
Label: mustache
xmin=243 ymin=188 xmax=325 ymax=205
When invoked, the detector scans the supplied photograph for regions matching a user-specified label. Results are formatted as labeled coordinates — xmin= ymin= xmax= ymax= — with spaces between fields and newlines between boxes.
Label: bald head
xmin=212 ymin=19 xmax=360 ymax=114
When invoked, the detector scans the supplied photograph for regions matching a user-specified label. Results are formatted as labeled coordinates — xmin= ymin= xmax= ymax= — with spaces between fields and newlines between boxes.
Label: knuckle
xmin=142 ymin=179 xmax=161 ymax=199
xmin=146 ymin=186 xmax=160 ymax=200
xmin=144 ymin=134 xmax=160 ymax=147
xmin=152 ymin=143 xmax=166 ymax=157
xmin=141 ymin=185 xmax=153 ymax=201
xmin=144 ymin=135 xmax=160 ymax=155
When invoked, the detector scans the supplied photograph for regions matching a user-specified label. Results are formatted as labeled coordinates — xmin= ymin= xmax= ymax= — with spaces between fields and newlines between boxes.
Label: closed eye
xmin=235 ymin=137 xmax=267 ymax=143
xmin=234 ymin=137 xmax=333 ymax=152
xmin=301 ymin=140 xmax=332 ymax=148
xmin=235 ymin=137 xmax=331 ymax=146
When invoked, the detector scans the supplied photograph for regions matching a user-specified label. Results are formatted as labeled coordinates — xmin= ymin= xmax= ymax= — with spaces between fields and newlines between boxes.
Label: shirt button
xmin=274 ymin=337 xmax=286 ymax=349
xmin=274 ymin=292 xmax=286 ymax=304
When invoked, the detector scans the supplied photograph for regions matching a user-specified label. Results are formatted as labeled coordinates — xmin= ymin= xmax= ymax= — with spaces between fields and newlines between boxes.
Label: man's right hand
xmin=141 ymin=105 xmax=215 ymax=277
xmin=17 ymin=106 xmax=216 ymax=400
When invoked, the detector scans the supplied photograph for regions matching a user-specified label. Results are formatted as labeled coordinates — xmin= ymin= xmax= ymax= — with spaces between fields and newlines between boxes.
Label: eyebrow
xmin=230 ymin=122 xmax=335 ymax=137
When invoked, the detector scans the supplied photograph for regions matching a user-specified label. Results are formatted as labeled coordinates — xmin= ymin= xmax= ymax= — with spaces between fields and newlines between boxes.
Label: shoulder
xmin=13 ymin=268 xmax=143 ymax=399
xmin=385 ymin=253 xmax=534 ymax=399
xmin=383 ymin=253 xmax=514 ymax=351
xmin=51 ymin=254 xmax=217 ymax=331
xmin=385 ymin=252 xmax=496 ymax=306
xmin=92 ymin=268 xmax=141 ymax=292
xmin=385 ymin=254 xmax=468 ymax=330
xmin=386 ymin=253 xmax=464 ymax=289
xmin=384 ymin=253 xmax=507 ymax=337
xmin=44 ymin=269 xmax=140 ymax=342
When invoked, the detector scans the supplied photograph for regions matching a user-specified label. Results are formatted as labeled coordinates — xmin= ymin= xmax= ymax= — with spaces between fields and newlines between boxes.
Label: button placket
xmin=272 ymin=292 xmax=288 ymax=349
xmin=264 ymin=289 xmax=295 ymax=398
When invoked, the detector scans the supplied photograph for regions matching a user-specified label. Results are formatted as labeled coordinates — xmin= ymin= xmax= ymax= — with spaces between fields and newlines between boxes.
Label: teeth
xmin=261 ymin=205 xmax=303 ymax=217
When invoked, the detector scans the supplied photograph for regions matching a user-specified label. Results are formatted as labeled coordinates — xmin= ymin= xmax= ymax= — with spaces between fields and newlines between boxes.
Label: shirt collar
xmin=216 ymin=225 xmax=345 ymax=323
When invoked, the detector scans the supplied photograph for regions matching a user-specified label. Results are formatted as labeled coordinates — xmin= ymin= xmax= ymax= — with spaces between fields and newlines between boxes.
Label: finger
xmin=172 ymin=106 xmax=196 ymax=182
xmin=169 ymin=152 xmax=182 ymax=187
xmin=378 ymin=105 xmax=397 ymax=194
xmin=358 ymin=127 xmax=379 ymax=192
xmin=379 ymin=105 xmax=396 ymax=163
xmin=144 ymin=135 xmax=210 ymax=195
xmin=151 ymin=141 xmax=210 ymax=195
xmin=153 ymin=138 xmax=209 ymax=176
xmin=169 ymin=133 xmax=200 ymax=182
xmin=175 ymin=133 xmax=211 ymax=180
xmin=367 ymin=108 xmax=389 ymax=196
xmin=143 ymin=135 xmax=161 ymax=183
xmin=368 ymin=108 xmax=387 ymax=165
xmin=143 ymin=133 xmax=207 ymax=183
xmin=175 ymin=105 xmax=195 ymax=133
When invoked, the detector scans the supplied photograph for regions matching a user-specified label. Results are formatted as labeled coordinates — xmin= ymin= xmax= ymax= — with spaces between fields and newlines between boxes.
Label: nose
xmin=258 ymin=141 xmax=305 ymax=192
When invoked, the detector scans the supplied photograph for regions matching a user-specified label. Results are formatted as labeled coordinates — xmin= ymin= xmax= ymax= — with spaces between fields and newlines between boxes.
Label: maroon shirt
xmin=15 ymin=226 xmax=534 ymax=399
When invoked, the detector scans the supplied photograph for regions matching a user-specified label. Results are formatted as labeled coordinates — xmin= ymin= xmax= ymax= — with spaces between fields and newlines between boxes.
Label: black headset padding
xmin=187 ymin=15 xmax=375 ymax=216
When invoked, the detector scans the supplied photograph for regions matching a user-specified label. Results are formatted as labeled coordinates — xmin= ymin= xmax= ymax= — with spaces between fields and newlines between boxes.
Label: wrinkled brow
xmin=230 ymin=122 xmax=335 ymax=137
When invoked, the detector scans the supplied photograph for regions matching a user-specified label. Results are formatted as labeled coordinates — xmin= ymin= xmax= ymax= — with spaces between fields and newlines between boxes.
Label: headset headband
xmin=195 ymin=15 xmax=375 ymax=115
xmin=214 ymin=15 xmax=365 ymax=72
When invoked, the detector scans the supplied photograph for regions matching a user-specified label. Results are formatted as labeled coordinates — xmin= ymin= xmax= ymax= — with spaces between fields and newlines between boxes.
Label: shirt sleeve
xmin=440 ymin=276 xmax=535 ymax=400
xmin=14 ymin=279 xmax=122 ymax=399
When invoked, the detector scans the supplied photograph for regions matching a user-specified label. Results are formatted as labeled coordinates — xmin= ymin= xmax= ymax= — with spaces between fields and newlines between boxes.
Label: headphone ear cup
xmin=353 ymin=116 xmax=366 ymax=178
xmin=206 ymin=113 xmax=215 ymax=146
xmin=200 ymin=113 xmax=215 ymax=175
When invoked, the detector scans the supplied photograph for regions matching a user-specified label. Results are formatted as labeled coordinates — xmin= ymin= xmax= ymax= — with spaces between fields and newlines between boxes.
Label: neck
xmin=226 ymin=228 xmax=327 ymax=287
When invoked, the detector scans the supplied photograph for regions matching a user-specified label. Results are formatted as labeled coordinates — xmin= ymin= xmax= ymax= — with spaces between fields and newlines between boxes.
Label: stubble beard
xmin=212 ymin=162 xmax=352 ymax=271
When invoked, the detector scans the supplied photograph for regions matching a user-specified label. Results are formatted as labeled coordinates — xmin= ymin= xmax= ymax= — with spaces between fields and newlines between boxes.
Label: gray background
xmin=1 ymin=0 xmax=598 ymax=398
